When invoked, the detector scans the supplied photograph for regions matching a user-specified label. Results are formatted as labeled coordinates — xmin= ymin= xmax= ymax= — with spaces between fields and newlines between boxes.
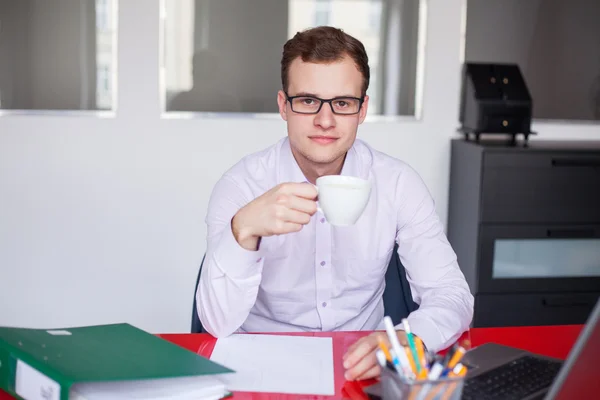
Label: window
xmin=96 ymin=65 xmax=111 ymax=110
xmin=162 ymin=0 xmax=423 ymax=116
xmin=368 ymin=0 xmax=382 ymax=30
xmin=95 ymin=0 xmax=116 ymax=111
xmin=96 ymin=0 xmax=109 ymax=30
xmin=493 ymin=239 xmax=600 ymax=279
xmin=314 ymin=0 xmax=331 ymax=26
xmin=0 ymin=0 xmax=117 ymax=112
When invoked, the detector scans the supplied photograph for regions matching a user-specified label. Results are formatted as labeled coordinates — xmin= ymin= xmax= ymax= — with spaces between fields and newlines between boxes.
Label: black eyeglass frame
xmin=284 ymin=91 xmax=365 ymax=115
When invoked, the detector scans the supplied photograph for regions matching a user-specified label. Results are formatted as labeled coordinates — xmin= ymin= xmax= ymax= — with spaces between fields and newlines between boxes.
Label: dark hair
xmin=281 ymin=26 xmax=370 ymax=97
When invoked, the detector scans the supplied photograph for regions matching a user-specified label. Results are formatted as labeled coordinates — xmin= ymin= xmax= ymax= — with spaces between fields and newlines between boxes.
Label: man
xmin=197 ymin=26 xmax=473 ymax=381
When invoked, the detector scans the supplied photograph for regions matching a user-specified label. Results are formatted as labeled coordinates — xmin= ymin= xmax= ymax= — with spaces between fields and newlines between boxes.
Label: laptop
xmin=363 ymin=299 xmax=599 ymax=400
xmin=461 ymin=298 xmax=600 ymax=399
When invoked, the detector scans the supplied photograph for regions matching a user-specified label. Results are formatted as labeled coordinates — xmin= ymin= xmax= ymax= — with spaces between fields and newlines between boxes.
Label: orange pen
xmin=377 ymin=336 xmax=393 ymax=363
xmin=447 ymin=345 xmax=467 ymax=370
xmin=449 ymin=363 xmax=467 ymax=377
xmin=403 ymin=346 xmax=422 ymax=378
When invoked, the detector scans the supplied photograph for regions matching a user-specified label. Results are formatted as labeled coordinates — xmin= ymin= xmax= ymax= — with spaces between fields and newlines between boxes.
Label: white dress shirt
xmin=197 ymin=137 xmax=474 ymax=352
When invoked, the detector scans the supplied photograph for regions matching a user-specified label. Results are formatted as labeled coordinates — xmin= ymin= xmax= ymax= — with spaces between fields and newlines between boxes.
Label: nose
xmin=314 ymin=102 xmax=336 ymax=130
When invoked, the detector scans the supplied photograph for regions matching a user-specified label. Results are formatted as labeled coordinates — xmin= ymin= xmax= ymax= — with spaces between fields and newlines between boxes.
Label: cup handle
xmin=313 ymin=185 xmax=323 ymax=213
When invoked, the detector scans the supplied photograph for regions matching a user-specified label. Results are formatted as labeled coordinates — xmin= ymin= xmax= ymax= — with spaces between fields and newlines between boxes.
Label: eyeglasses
xmin=285 ymin=92 xmax=364 ymax=115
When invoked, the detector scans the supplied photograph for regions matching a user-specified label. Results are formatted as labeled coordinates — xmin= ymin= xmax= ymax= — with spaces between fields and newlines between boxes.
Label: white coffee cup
xmin=315 ymin=175 xmax=371 ymax=226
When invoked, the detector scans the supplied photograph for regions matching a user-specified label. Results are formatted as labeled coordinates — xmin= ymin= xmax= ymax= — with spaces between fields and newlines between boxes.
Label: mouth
xmin=309 ymin=136 xmax=339 ymax=145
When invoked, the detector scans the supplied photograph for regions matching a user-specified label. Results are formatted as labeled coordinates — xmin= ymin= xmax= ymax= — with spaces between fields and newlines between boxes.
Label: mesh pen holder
xmin=380 ymin=366 xmax=465 ymax=400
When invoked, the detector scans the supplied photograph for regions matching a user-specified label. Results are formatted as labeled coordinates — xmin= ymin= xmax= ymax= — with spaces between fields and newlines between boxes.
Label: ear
xmin=358 ymin=95 xmax=369 ymax=124
xmin=277 ymin=90 xmax=288 ymax=121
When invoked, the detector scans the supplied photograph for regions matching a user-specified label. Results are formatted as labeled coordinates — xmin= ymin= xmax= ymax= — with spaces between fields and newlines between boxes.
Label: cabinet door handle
xmin=551 ymin=158 xmax=600 ymax=167
xmin=542 ymin=298 xmax=593 ymax=308
xmin=546 ymin=229 xmax=595 ymax=238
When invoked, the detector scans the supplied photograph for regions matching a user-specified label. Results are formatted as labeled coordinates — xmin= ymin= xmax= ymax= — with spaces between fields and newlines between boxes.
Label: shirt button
xmin=256 ymin=257 xmax=262 ymax=263
xmin=320 ymin=218 xmax=325 ymax=223
xmin=320 ymin=261 xmax=326 ymax=266
xmin=322 ymin=302 xmax=327 ymax=307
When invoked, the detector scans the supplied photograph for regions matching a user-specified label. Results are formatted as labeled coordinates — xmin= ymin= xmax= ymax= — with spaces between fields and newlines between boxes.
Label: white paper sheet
xmin=69 ymin=375 xmax=228 ymax=400
xmin=210 ymin=334 xmax=335 ymax=395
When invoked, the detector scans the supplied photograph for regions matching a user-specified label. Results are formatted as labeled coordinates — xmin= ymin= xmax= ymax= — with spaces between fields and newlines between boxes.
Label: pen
xmin=385 ymin=347 xmax=404 ymax=377
xmin=402 ymin=318 xmax=423 ymax=374
xmin=404 ymin=345 xmax=418 ymax=376
xmin=414 ymin=336 xmax=428 ymax=371
xmin=449 ymin=362 xmax=467 ymax=377
xmin=377 ymin=349 xmax=398 ymax=373
xmin=427 ymin=353 xmax=449 ymax=380
xmin=377 ymin=336 xmax=393 ymax=363
xmin=439 ymin=382 xmax=459 ymax=400
xmin=384 ymin=316 xmax=415 ymax=379
xmin=375 ymin=349 xmax=387 ymax=368
xmin=447 ymin=345 xmax=467 ymax=370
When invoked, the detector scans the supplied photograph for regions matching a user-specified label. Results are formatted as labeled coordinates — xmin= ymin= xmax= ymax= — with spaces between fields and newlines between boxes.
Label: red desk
xmin=0 ymin=325 xmax=583 ymax=400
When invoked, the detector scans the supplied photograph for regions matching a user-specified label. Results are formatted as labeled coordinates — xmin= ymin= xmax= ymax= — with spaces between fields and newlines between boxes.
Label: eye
xmin=334 ymin=100 xmax=349 ymax=108
xmin=301 ymin=97 xmax=316 ymax=105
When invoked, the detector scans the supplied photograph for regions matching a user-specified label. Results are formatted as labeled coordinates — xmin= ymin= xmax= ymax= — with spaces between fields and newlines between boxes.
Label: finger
xmin=274 ymin=222 xmax=303 ymax=235
xmin=277 ymin=208 xmax=312 ymax=225
xmin=355 ymin=364 xmax=381 ymax=381
xmin=344 ymin=335 xmax=370 ymax=361
xmin=396 ymin=331 xmax=408 ymax=346
xmin=280 ymin=182 xmax=318 ymax=200
xmin=345 ymin=351 xmax=378 ymax=381
xmin=285 ymin=195 xmax=318 ymax=215
xmin=344 ymin=332 xmax=388 ymax=362
xmin=343 ymin=335 xmax=379 ymax=370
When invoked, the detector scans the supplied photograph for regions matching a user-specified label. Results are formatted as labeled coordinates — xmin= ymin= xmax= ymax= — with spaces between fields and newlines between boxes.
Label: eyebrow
xmin=293 ymin=92 xmax=360 ymax=99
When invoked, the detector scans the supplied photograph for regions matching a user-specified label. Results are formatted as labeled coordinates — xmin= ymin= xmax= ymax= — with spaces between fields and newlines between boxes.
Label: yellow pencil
xmin=377 ymin=336 xmax=393 ymax=363
xmin=447 ymin=346 xmax=467 ymax=370
xmin=404 ymin=345 xmax=420 ymax=377
xmin=449 ymin=363 xmax=467 ymax=377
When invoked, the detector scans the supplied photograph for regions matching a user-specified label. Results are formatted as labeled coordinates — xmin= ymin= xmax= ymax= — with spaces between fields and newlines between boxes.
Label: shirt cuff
xmin=396 ymin=313 xmax=445 ymax=353
xmin=212 ymin=221 xmax=265 ymax=280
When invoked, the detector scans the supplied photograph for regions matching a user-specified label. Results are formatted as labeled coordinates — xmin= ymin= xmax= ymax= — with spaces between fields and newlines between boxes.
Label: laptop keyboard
xmin=462 ymin=355 xmax=563 ymax=400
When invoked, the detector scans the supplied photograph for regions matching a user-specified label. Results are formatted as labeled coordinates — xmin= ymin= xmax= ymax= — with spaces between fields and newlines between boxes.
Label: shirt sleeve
xmin=196 ymin=175 xmax=265 ymax=337
xmin=394 ymin=165 xmax=474 ymax=352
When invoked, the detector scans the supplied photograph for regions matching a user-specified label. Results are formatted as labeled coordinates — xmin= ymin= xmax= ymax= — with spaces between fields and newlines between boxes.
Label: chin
xmin=304 ymin=149 xmax=346 ymax=165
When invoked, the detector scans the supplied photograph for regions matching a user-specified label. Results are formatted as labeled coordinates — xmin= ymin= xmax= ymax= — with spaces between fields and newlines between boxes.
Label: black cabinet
xmin=448 ymin=139 xmax=600 ymax=327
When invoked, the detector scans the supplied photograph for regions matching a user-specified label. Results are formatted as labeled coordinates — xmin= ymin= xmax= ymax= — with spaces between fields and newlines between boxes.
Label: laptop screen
xmin=546 ymin=300 xmax=600 ymax=399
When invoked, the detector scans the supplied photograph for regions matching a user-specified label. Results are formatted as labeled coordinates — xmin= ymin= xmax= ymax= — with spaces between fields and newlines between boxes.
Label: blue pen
xmin=428 ymin=351 xmax=452 ymax=380
xmin=388 ymin=349 xmax=403 ymax=376
xmin=428 ymin=358 xmax=445 ymax=380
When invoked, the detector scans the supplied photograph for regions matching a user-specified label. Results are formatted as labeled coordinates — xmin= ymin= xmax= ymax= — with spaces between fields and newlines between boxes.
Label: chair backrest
xmin=191 ymin=244 xmax=419 ymax=333
xmin=191 ymin=255 xmax=207 ymax=333
xmin=383 ymin=243 xmax=420 ymax=325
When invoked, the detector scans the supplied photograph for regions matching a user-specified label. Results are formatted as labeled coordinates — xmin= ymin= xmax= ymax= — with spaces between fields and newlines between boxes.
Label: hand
xmin=232 ymin=182 xmax=318 ymax=250
xmin=342 ymin=331 xmax=408 ymax=381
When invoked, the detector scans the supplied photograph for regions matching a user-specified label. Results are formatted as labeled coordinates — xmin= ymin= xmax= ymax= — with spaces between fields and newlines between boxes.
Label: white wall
xmin=0 ymin=0 xmax=599 ymax=334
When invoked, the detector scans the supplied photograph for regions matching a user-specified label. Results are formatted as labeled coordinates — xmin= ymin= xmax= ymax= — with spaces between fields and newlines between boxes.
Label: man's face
xmin=277 ymin=55 xmax=369 ymax=167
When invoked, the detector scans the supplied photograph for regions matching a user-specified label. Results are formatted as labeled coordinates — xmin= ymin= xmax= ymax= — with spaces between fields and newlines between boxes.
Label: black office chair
xmin=191 ymin=244 xmax=419 ymax=333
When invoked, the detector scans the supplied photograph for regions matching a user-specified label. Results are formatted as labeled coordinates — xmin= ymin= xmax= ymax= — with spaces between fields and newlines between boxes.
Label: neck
xmin=291 ymin=148 xmax=346 ymax=184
